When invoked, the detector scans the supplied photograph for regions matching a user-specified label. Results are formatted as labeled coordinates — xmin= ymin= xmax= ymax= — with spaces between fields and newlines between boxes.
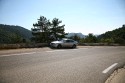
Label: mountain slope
xmin=98 ymin=25 xmax=125 ymax=44
xmin=0 ymin=24 xmax=32 ymax=43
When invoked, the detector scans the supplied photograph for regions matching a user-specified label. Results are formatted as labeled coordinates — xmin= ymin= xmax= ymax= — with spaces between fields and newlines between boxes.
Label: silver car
xmin=50 ymin=38 xmax=78 ymax=48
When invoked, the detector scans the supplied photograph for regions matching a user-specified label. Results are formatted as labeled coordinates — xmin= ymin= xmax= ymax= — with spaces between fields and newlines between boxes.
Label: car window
xmin=69 ymin=40 xmax=74 ymax=42
xmin=66 ymin=40 xmax=70 ymax=43
xmin=62 ymin=39 xmax=75 ymax=43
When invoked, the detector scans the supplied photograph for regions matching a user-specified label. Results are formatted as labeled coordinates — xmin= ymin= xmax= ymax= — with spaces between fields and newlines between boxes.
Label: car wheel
xmin=57 ymin=45 xmax=62 ymax=49
xmin=72 ymin=44 xmax=76 ymax=48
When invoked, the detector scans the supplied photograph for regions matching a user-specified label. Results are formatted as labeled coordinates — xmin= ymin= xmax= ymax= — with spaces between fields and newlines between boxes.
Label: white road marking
xmin=102 ymin=63 xmax=118 ymax=74
xmin=46 ymin=50 xmax=66 ymax=52
xmin=0 ymin=52 xmax=36 ymax=57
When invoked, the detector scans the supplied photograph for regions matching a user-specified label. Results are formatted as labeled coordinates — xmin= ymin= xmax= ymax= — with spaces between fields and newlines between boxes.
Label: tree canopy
xmin=31 ymin=16 xmax=66 ymax=43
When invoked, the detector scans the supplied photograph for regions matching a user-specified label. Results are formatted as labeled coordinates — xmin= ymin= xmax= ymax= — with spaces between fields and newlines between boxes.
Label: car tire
xmin=57 ymin=44 xmax=62 ymax=49
xmin=72 ymin=44 xmax=76 ymax=48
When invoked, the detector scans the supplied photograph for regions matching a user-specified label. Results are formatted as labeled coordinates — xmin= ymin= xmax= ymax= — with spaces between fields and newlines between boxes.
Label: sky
xmin=0 ymin=0 xmax=125 ymax=35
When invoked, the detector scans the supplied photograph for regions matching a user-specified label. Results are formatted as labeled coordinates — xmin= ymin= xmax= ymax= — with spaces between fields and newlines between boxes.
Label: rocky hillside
xmin=66 ymin=33 xmax=85 ymax=38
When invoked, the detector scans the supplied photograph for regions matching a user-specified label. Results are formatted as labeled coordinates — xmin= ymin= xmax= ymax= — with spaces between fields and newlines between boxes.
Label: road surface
xmin=0 ymin=46 xmax=125 ymax=83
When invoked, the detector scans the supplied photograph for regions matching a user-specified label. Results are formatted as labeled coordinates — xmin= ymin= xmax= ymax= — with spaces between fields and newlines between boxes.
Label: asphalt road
xmin=0 ymin=46 xmax=125 ymax=83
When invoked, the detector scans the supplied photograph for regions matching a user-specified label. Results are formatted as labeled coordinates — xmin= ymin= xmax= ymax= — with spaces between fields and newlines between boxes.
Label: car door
xmin=68 ymin=40 xmax=74 ymax=47
xmin=63 ymin=40 xmax=70 ymax=47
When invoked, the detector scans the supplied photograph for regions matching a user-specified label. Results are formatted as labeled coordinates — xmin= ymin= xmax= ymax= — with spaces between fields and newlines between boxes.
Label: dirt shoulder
xmin=105 ymin=66 xmax=125 ymax=83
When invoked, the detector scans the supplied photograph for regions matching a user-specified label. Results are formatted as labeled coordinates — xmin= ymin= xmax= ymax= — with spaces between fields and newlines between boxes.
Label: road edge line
xmin=102 ymin=63 xmax=118 ymax=74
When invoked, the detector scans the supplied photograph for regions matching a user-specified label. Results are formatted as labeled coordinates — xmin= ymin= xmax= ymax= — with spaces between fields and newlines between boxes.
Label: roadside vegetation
xmin=0 ymin=16 xmax=125 ymax=49
xmin=68 ymin=25 xmax=125 ymax=45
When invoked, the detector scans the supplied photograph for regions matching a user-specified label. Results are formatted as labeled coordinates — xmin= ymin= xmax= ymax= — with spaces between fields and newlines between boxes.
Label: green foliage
xmin=98 ymin=24 xmax=125 ymax=44
xmin=69 ymin=34 xmax=80 ymax=42
xmin=32 ymin=16 xmax=66 ymax=43
xmin=79 ymin=38 xmax=85 ymax=44
xmin=84 ymin=33 xmax=98 ymax=43
xmin=114 ymin=37 xmax=125 ymax=44
xmin=100 ymin=38 xmax=114 ymax=44
xmin=51 ymin=18 xmax=65 ymax=40
xmin=32 ymin=16 xmax=51 ymax=43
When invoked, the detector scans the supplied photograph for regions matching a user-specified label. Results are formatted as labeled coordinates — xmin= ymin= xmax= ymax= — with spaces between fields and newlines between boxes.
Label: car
xmin=50 ymin=38 xmax=78 ymax=48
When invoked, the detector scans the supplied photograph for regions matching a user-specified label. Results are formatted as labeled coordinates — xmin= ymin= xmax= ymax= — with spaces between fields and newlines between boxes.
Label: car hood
xmin=51 ymin=41 xmax=62 ymax=43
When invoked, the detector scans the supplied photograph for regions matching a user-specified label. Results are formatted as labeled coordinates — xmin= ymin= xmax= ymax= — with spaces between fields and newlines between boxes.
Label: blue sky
xmin=0 ymin=0 xmax=125 ymax=35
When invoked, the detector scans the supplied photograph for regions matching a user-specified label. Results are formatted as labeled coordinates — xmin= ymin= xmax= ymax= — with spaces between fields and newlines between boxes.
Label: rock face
xmin=66 ymin=33 xmax=85 ymax=38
